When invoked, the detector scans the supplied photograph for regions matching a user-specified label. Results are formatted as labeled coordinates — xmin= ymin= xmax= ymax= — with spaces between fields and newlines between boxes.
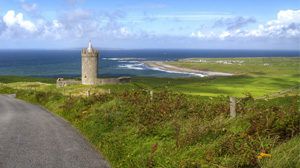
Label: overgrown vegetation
xmin=0 ymin=84 xmax=299 ymax=168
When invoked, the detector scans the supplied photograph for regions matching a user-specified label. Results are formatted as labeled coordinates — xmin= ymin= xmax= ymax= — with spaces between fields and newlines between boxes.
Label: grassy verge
xmin=0 ymin=80 xmax=299 ymax=168
xmin=261 ymin=135 xmax=300 ymax=168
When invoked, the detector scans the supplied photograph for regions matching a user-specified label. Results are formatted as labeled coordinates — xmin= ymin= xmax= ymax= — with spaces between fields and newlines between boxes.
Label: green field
xmin=0 ymin=57 xmax=299 ymax=168
xmin=1 ymin=57 xmax=299 ymax=98
xmin=162 ymin=57 xmax=300 ymax=97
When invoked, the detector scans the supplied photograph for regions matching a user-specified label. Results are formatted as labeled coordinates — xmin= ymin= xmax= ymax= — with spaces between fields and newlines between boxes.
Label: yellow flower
xmin=260 ymin=153 xmax=271 ymax=157
xmin=82 ymin=110 xmax=88 ymax=114
xmin=258 ymin=153 xmax=271 ymax=159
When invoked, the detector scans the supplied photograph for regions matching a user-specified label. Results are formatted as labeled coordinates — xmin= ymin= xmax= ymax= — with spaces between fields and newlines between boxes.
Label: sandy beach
xmin=143 ymin=61 xmax=233 ymax=77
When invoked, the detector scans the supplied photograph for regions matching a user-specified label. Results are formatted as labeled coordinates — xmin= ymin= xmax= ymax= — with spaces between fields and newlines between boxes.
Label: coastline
xmin=143 ymin=61 xmax=233 ymax=77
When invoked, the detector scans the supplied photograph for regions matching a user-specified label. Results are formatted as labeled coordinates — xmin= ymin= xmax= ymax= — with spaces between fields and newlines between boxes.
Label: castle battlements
xmin=81 ymin=48 xmax=99 ymax=55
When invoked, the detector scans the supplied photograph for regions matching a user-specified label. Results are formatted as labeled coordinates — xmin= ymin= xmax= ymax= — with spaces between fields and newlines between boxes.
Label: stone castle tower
xmin=81 ymin=41 xmax=99 ymax=85
xmin=56 ymin=41 xmax=130 ymax=88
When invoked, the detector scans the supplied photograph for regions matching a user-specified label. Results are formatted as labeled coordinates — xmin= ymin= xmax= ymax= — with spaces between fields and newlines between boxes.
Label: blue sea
xmin=0 ymin=49 xmax=299 ymax=78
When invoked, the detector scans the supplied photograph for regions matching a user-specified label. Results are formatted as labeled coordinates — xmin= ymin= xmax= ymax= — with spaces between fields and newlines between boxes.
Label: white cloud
xmin=0 ymin=16 xmax=6 ymax=33
xmin=22 ymin=3 xmax=37 ymax=12
xmin=120 ymin=27 xmax=130 ymax=36
xmin=52 ymin=20 xmax=61 ymax=28
xmin=190 ymin=31 xmax=214 ymax=38
xmin=219 ymin=31 xmax=231 ymax=40
xmin=250 ymin=9 xmax=300 ymax=38
xmin=151 ymin=14 xmax=233 ymax=21
xmin=60 ymin=8 xmax=90 ymax=23
xmin=275 ymin=10 xmax=300 ymax=24
xmin=194 ymin=31 xmax=205 ymax=38
xmin=213 ymin=16 xmax=256 ymax=30
xmin=197 ymin=31 xmax=205 ymax=38
xmin=190 ymin=32 xmax=196 ymax=37
xmin=191 ymin=9 xmax=300 ymax=40
xmin=0 ymin=8 xmax=298 ymax=49
xmin=3 ymin=10 xmax=36 ymax=32
xmin=120 ymin=4 xmax=167 ymax=9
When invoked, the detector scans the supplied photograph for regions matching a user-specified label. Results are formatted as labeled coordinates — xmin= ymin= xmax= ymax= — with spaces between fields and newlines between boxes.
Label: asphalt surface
xmin=0 ymin=94 xmax=111 ymax=168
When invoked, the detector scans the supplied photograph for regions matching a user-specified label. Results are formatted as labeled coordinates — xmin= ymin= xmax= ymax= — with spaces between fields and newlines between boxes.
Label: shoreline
xmin=143 ymin=61 xmax=233 ymax=77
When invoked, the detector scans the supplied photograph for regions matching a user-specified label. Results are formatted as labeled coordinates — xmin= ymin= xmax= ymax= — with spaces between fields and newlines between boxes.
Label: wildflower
xmin=258 ymin=152 xmax=271 ymax=159
xmin=82 ymin=110 xmax=88 ymax=114
xmin=260 ymin=153 xmax=271 ymax=157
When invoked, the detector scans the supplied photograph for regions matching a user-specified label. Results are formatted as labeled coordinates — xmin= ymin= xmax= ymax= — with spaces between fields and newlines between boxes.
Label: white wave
xmin=102 ymin=58 xmax=145 ymax=61
xmin=102 ymin=58 xmax=120 ymax=60
xmin=116 ymin=60 xmax=207 ymax=77
xmin=146 ymin=66 xmax=206 ymax=77
xmin=118 ymin=61 xmax=139 ymax=63
xmin=128 ymin=61 xmax=139 ymax=63
xmin=118 ymin=63 xmax=145 ymax=70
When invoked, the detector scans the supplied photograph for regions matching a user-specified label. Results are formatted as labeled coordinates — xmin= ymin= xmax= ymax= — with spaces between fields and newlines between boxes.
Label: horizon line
xmin=0 ymin=48 xmax=299 ymax=51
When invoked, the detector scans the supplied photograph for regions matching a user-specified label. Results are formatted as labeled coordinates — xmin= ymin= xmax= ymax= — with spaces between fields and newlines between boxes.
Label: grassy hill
xmin=0 ymin=57 xmax=299 ymax=167
xmin=0 ymin=81 xmax=299 ymax=168
xmin=162 ymin=57 xmax=300 ymax=97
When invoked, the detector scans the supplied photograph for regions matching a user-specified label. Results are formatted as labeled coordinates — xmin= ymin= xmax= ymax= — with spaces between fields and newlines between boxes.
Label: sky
xmin=0 ymin=0 xmax=299 ymax=50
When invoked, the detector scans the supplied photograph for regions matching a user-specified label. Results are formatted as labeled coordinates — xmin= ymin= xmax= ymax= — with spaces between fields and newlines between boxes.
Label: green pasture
xmin=157 ymin=57 xmax=300 ymax=97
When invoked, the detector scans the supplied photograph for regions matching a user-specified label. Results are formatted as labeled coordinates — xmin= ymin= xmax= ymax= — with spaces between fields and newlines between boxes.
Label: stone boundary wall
xmin=56 ymin=77 xmax=131 ymax=88
xmin=255 ymin=85 xmax=299 ymax=100
xmin=98 ymin=77 xmax=131 ymax=85
xmin=56 ymin=78 xmax=81 ymax=88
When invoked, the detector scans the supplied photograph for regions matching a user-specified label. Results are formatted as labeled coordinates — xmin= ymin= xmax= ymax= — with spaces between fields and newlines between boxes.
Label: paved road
xmin=0 ymin=94 xmax=111 ymax=168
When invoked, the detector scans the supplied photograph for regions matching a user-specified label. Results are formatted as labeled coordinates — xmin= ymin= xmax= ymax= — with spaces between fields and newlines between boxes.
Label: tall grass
xmin=1 ymin=85 xmax=298 ymax=168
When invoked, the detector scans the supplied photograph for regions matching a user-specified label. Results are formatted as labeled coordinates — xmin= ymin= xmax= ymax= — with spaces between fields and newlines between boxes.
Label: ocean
xmin=0 ymin=49 xmax=299 ymax=78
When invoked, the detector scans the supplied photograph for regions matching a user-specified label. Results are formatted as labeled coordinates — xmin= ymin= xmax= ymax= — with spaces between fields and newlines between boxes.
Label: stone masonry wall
xmin=81 ymin=49 xmax=99 ymax=85
xmin=56 ymin=77 xmax=131 ymax=88
xmin=97 ymin=77 xmax=131 ymax=85
xmin=56 ymin=78 xmax=81 ymax=87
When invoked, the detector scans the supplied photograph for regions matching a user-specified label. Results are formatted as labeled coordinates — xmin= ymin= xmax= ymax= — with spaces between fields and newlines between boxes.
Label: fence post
xmin=63 ymin=89 xmax=65 ymax=95
xmin=108 ymin=89 xmax=111 ymax=94
xmin=150 ymin=90 xmax=153 ymax=101
xmin=230 ymin=96 xmax=236 ymax=118
xmin=69 ymin=92 xmax=72 ymax=99
xmin=86 ymin=90 xmax=90 ymax=98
